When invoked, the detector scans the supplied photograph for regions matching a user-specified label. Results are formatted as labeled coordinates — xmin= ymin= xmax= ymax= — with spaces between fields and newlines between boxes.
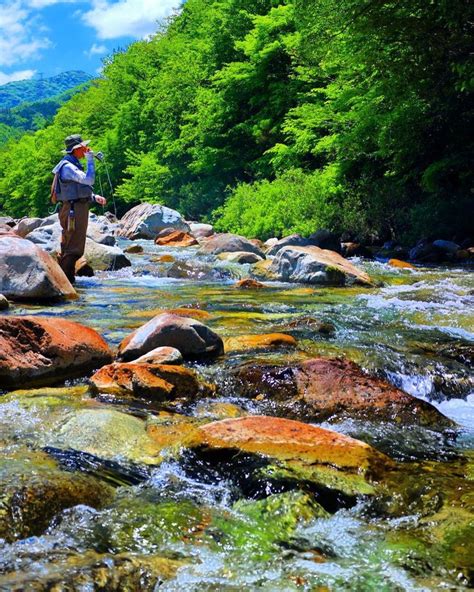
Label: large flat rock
xmin=117 ymin=203 xmax=189 ymax=239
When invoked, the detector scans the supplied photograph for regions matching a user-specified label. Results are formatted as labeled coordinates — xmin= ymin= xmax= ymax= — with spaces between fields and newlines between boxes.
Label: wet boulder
xmin=117 ymin=202 xmax=189 ymax=239
xmin=0 ymin=551 xmax=183 ymax=592
xmin=197 ymin=416 xmax=393 ymax=496
xmin=0 ymin=235 xmax=76 ymax=301
xmin=0 ymin=447 xmax=113 ymax=542
xmin=268 ymin=246 xmax=374 ymax=286
xmin=231 ymin=357 xmax=453 ymax=429
xmin=90 ymin=362 xmax=213 ymax=400
xmin=50 ymin=408 xmax=162 ymax=465
xmin=118 ymin=313 xmax=224 ymax=361
xmin=224 ymin=333 xmax=297 ymax=353
xmin=198 ymin=233 xmax=265 ymax=258
xmin=155 ymin=229 xmax=198 ymax=247
xmin=83 ymin=238 xmax=131 ymax=271
xmin=0 ymin=316 xmax=113 ymax=388
xmin=218 ymin=251 xmax=264 ymax=264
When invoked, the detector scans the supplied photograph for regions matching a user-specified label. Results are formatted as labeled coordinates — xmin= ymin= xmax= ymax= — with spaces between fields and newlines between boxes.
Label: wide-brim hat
xmin=62 ymin=134 xmax=90 ymax=153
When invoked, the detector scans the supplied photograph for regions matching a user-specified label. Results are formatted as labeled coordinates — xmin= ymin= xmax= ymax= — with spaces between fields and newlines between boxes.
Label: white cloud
xmin=26 ymin=0 xmax=78 ymax=7
xmin=0 ymin=68 xmax=36 ymax=85
xmin=82 ymin=0 xmax=179 ymax=40
xmin=84 ymin=42 xmax=108 ymax=58
xmin=0 ymin=1 xmax=51 ymax=67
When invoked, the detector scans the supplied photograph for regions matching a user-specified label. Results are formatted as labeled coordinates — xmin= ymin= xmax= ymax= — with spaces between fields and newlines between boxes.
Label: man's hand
xmin=94 ymin=195 xmax=107 ymax=206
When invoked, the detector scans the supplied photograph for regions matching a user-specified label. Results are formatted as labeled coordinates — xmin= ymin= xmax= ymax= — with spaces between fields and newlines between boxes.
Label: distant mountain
xmin=0 ymin=71 xmax=93 ymax=109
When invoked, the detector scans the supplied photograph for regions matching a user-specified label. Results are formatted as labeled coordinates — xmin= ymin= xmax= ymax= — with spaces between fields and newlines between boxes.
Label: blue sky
xmin=0 ymin=0 xmax=180 ymax=85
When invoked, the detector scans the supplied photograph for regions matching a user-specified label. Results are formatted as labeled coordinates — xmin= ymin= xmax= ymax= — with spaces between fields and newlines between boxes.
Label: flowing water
xmin=1 ymin=241 xmax=473 ymax=590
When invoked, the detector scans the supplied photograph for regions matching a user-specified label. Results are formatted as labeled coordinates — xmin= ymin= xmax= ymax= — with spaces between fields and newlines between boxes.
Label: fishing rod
xmin=92 ymin=151 xmax=118 ymax=219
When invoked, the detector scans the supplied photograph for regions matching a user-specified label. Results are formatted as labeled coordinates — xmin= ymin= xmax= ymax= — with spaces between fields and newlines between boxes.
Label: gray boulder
xmin=0 ymin=216 xmax=15 ymax=227
xmin=0 ymin=236 xmax=76 ymax=301
xmin=117 ymin=203 xmax=189 ymax=239
xmin=199 ymin=233 xmax=265 ymax=258
xmin=13 ymin=217 xmax=43 ymax=238
xmin=0 ymin=294 xmax=9 ymax=310
xmin=218 ymin=251 xmax=264 ymax=264
xmin=189 ymin=222 xmax=214 ymax=238
xmin=268 ymin=246 xmax=373 ymax=286
xmin=83 ymin=238 xmax=131 ymax=271
xmin=118 ymin=313 xmax=224 ymax=361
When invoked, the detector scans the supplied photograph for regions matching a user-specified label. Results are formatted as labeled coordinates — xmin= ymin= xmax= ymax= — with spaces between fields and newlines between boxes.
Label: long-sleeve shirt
xmin=52 ymin=152 xmax=95 ymax=185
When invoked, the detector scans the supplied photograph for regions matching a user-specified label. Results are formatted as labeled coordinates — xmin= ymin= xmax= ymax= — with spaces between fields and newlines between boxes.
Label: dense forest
xmin=0 ymin=0 xmax=472 ymax=243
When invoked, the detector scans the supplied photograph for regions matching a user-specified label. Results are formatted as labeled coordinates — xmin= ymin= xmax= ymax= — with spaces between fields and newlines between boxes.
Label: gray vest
xmin=56 ymin=157 xmax=93 ymax=202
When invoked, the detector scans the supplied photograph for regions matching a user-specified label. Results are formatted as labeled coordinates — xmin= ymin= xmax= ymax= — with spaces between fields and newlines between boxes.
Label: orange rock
xmin=388 ymin=258 xmax=415 ymax=269
xmin=151 ymin=254 xmax=175 ymax=263
xmin=90 ymin=363 xmax=211 ymax=399
xmin=224 ymin=333 xmax=297 ymax=353
xmin=155 ymin=231 xmax=198 ymax=247
xmin=198 ymin=416 xmax=391 ymax=474
xmin=0 ymin=316 xmax=112 ymax=389
xmin=235 ymin=279 xmax=266 ymax=289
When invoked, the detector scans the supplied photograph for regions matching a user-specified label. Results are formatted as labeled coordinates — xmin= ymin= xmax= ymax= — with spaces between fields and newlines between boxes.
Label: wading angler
xmin=51 ymin=134 xmax=107 ymax=284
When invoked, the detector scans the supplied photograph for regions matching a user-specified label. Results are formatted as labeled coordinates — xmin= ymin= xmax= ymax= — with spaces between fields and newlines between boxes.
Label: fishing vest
xmin=55 ymin=154 xmax=93 ymax=202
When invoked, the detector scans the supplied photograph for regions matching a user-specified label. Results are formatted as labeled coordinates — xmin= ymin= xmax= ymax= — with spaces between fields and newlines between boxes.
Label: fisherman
xmin=52 ymin=134 xmax=107 ymax=284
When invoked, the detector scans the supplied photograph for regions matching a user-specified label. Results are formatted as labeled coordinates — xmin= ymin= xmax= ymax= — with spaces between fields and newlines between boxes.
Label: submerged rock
xmin=224 ymin=333 xmax=298 ymax=353
xmin=124 ymin=243 xmax=144 ymax=254
xmin=118 ymin=313 xmax=224 ymax=361
xmin=197 ymin=416 xmax=393 ymax=496
xmin=51 ymin=408 xmax=162 ymax=465
xmin=199 ymin=233 xmax=265 ymax=258
xmin=167 ymin=259 xmax=235 ymax=281
xmin=0 ymin=235 xmax=76 ymax=301
xmin=0 ymin=316 xmax=113 ymax=389
xmin=117 ymin=202 xmax=189 ymax=239
xmin=268 ymin=246 xmax=374 ymax=286
xmin=90 ymin=362 xmax=213 ymax=400
xmin=0 ymin=550 xmax=183 ymax=591
xmin=0 ymin=447 xmax=113 ymax=542
xmin=235 ymin=278 xmax=267 ymax=289
xmin=231 ymin=357 xmax=453 ymax=429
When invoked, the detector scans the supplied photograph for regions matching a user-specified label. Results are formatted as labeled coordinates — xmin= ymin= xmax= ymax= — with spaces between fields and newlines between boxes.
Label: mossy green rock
xmin=50 ymin=409 xmax=163 ymax=465
xmin=0 ymin=448 xmax=114 ymax=542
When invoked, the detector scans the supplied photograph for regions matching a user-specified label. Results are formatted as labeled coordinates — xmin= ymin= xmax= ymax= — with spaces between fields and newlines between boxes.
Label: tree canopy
xmin=0 ymin=0 xmax=472 ymax=242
